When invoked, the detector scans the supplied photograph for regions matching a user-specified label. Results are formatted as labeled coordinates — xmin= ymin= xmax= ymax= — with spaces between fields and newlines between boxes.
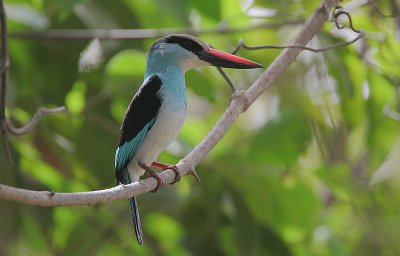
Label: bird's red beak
xmin=199 ymin=48 xmax=263 ymax=69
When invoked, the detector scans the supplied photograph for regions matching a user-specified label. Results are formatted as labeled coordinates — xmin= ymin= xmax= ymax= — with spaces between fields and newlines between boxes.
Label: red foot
xmin=151 ymin=161 xmax=181 ymax=184
xmin=138 ymin=162 xmax=163 ymax=192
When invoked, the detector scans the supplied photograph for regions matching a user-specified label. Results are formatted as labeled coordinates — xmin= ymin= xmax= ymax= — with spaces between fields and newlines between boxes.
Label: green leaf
xmin=188 ymin=0 xmax=220 ymax=20
xmin=65 ymin=80 xmax=86 ymax=114
xmin=145 ymin=213 xmax=186 ymax=255
xmin=186 ymin=70 xmax=217 ymax=102
xmin=228 ymin=170 xmax=320 ymax=243
xmin=249 ymin=107 xmax=312 ymax=166
xmin=53 ymin=208 xmax=79 ymax=249
xmin=106 ymin=49 xmax=146 ymax=77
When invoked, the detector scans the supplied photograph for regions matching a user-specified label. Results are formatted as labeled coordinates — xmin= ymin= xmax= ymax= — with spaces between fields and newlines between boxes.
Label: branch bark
xmin=0 ymin=0 xmax=340 ymax=207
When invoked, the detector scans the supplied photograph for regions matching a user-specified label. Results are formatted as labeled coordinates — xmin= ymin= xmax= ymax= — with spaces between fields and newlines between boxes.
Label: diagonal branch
xmin=180 ymin=0 xmax=340 ymax=173
xmin=0 ymin=0 xmax=340 ymax=207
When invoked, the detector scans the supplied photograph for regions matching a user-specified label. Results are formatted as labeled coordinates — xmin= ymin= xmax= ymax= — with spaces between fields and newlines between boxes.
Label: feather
xmin=114 ymin=75 xmax=162 ymax=245
xmin=115 ymin=75 xmax=163 ymax=183
xmin=129 ymin=197 xmax=143 ymax=244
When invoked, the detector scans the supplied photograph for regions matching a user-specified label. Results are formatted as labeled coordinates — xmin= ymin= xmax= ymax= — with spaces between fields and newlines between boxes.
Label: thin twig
xmin=6 ymin=106 xmax=67 ymax=135
xmin=8 ymin=21 xmax=304 ymax=40
xmin=215 ymin=41 xmax=258 ymax=92
xmin=218 ymin=26 xmax=363 ymax=93
xmin=216 ymin=67 xmax=236 ymax=92
xmin=230 ymin=39 xmax=244 ymax=55
xmin=237 ymin=32 xmax=363 ymax=53
xmin=208 ymin=43 xmax=237 ymax=92
xmin=332 ymin=7 xmax=361 ymax=33
xmin=0 ymin=0 xmax=341 ymax=207
xmin=231 ymin=8 xmax=363 ymax=55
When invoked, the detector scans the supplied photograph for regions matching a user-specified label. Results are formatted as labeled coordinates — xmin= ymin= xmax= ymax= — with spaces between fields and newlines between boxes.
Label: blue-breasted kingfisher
xmin=114 ymin=34 xmax=263 ymax=244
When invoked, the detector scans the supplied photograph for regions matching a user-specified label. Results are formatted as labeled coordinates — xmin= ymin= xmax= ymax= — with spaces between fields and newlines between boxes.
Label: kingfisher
xmin=115 ymin=34 xmax=262 ymax=245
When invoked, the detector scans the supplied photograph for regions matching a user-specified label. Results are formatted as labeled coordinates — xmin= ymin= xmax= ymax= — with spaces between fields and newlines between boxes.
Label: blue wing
xmin=115 ymin=75 xmax=163 ymax=184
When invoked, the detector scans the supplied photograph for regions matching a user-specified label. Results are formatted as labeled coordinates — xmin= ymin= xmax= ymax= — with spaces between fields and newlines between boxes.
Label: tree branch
xmin=0 ymin=0 xmax=341 ymax=207
xmin=8 ymin=21 xmax=303 ymax=40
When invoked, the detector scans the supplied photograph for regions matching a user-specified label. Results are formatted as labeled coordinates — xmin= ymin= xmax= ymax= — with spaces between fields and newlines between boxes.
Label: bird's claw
xmin=149 ymin=171 xmax=164 ymax=192
xmin=151 ymin=162 xmax=181 ymax=184
xmin=168 ymin=165 xmax=181 ymax=184
xmin=139 ymin=162 xmax=164 ymax=192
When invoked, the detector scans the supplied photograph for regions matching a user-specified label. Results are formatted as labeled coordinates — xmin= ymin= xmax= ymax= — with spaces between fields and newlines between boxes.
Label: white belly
xmin=127 ymin=102 xmax=186 ymax=181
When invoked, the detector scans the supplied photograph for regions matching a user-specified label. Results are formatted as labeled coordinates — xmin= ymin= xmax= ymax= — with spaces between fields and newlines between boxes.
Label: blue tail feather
xmin=129 ymin=197 xmax=143 ymax=245
xmin=120 ymin=171 xmax=143 ymax=245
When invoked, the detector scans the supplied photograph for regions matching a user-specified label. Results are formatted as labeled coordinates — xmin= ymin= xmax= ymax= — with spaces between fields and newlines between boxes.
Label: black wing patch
xmin=118 ymin=75 xmax=163 ymax=147
xmin=115 ymin=75 xmax=163 ymax=182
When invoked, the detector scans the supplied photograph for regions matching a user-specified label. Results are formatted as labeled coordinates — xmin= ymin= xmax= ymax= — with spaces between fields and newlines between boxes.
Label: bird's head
xmin=147 ymin=34 xmax=263 ymax=72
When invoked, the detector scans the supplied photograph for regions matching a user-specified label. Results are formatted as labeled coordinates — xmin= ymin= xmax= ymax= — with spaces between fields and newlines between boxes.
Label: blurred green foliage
xmin=1 ymin=0 xmax=400 ymax=255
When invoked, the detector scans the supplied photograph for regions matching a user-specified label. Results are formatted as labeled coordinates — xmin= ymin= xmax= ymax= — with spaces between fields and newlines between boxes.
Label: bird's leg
xmin=138 ymin=162 xmax=164 ymax=192
xmin=151 ymin=161 xmax=181 ymax=184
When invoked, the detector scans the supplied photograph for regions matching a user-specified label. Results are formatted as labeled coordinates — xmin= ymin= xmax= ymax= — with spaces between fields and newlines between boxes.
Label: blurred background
xmin=1 ymin=0 xmax=400 ymax=255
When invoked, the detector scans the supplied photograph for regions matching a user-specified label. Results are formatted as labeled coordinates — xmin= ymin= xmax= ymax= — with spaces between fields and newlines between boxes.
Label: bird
xmin=114 ymin=34 xmax=263 ymax=245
